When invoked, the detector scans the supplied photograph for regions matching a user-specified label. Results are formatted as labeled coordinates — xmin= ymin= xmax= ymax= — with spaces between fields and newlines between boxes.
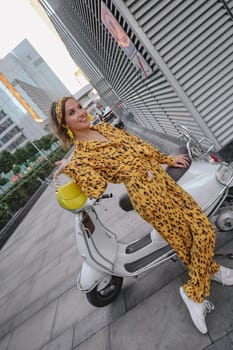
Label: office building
xmin=0 ymin=39 xmax=71 ymax=152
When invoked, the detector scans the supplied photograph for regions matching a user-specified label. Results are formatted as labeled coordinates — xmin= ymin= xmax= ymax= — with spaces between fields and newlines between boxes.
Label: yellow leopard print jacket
xmin=63 ymin=122 xmax=174 ymax=199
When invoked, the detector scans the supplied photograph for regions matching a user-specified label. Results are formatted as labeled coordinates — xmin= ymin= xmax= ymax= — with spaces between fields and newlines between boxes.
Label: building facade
xmin=40 ymin=0 xmax=233 ymax=150
xmin=0 ymin=75 xmax=43 ymax=152
xmin=0 ymin=39 xmax=72 ymax=118
xmin=0 ymin=39 xmax=71 ymax=152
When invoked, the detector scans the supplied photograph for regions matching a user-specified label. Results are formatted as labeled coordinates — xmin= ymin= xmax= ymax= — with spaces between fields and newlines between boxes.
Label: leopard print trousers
xmin=125 ymin=165 xmax=220 ymax=303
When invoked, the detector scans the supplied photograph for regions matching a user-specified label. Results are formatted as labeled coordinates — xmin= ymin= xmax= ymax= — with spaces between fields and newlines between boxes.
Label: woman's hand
xmin=171 ymin=154 xmax=190 ymax=168
xmin=53 ymin=159 xmax=69 ymax=178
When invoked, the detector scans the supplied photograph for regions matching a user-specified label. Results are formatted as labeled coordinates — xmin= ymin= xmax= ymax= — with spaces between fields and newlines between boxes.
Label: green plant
xmin=0 ymin=206 xmax=12 ymax=230
xmin=0 ymin=150 xmax=16 ymax=173
xmin=12 ymin=164 xmax=21 ymax=175
xmin=0 ymin=177 xmax=9 ymax=186
xmin=0 ymin=146 xmax=70 ymax=230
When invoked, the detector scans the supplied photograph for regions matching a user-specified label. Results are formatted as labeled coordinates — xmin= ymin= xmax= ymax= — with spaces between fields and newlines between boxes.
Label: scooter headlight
xmin=216 ymin=164 xmax=233 ymax=185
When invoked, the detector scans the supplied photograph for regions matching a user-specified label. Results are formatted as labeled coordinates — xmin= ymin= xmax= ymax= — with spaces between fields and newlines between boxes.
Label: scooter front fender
xmin=77 ymin=261 xmax=106 ymax=292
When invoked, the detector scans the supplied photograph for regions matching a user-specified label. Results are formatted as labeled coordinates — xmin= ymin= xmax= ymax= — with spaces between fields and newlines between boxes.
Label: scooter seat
xmin=119 ymin=147 xmax=191 ymax=212
xmin=166 ymin=147 xmax=191 ymax=182
xmin=119 ymin=193 xmax=134 ymax=212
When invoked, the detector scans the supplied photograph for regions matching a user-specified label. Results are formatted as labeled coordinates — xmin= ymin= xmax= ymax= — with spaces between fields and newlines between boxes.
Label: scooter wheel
xmin=86 ymin=275 xmax=123 ymax=307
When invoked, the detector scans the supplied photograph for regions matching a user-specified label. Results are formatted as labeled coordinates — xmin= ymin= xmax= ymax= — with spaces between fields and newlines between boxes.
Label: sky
xmin=0 ymin=0 xmax=84 ymax=94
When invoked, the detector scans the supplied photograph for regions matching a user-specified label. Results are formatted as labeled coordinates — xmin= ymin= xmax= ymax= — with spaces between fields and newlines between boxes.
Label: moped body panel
xmin=178 ymin=161 xmax=226 ymax=213
xmin=75 ymin=210 xmax=118 ymax=271
xmin=77 ymin=261 xmax=106 ymax=292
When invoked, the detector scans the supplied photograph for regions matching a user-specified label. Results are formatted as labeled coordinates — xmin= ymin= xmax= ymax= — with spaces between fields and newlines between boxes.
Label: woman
xmin=50 ymin=96 xmax=233 ymax=334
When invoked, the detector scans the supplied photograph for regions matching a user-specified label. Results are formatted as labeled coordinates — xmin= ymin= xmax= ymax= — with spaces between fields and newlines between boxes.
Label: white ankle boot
xmin=179 ymin=287 xmax=214 ymax=334
xmin=211 ymin=265 xmax=233 ymax=285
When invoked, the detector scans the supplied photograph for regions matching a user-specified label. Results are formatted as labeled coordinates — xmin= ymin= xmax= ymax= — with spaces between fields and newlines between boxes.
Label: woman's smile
xmin=64 ymin=98 xmax=90 ymax=131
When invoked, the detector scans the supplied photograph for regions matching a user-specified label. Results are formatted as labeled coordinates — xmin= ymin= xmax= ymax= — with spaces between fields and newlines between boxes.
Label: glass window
xmin=0 ymin=109 xmax=7 ymax=121
xmin=0 ymin=118 xmax=14 ymax=134
xmin=1 ymin=126 xmax=21 ymax=143
xmin=7 ymin=134 xmax=26 ymax=151
xmin=33 ymin=57 xmax=43 ymax=67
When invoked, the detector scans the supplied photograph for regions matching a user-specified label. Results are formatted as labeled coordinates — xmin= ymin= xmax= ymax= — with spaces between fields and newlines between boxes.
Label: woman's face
xmin=64 ymin=98 xmax=89 ymax=132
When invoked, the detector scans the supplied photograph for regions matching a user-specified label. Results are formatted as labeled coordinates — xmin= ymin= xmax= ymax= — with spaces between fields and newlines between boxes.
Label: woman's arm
xmin=63 ymin=163 xmax=107 ymax=199
xmin=120 ymin=128 xmax=189 ymax=168
xmin=104 ymin=123 xmax=190 ymax=168
xmin=121 ymin=129 xmax=175 ymax=166
xmin=53 ymin=149 xmax=75 ymax=178
xmin=171 ymin=154 xmax=190 ymax=168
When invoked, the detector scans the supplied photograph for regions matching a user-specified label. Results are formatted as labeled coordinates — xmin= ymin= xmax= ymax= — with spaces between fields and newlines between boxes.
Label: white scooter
xmin=55 ymin=125 xmax=233 ymax=307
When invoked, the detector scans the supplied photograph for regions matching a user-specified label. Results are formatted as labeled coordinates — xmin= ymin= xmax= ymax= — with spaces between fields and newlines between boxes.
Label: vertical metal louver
xmin=123 ymin=0 xmax=233 ymax=147
xmin=62 ymin=0 xmax=183 ymax=135
xmin=41 ymin=0 xmax=233 ymax=149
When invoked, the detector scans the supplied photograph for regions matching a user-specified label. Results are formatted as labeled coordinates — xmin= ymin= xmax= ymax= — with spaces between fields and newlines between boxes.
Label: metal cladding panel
xmin=41 ymin=0 xmax=200 ymax=137
xmin=41 ymin=0 xmax=233 ymax=148
xmin=124 ymin=0 xmax=233 ymax=146
xmin=227 ymin=0 xmax=233 ymax=11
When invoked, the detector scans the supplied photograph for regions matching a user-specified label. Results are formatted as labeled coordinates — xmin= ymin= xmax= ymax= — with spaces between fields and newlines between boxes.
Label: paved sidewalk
xmin=0 ymin=131 xmax=233 ymax=350
xmin=1 ymin=180 xmax=233 ymax=350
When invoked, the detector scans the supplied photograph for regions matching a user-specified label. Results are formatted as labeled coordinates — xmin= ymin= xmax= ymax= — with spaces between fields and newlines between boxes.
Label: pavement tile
xmin=0 ymin=253 xmax=44 ymax=300
xmin=6 ymin=301 xmax=57 ymax=350
xmin=205 ymin=335 xmax=233 ymax=349
xmin=215 ymin=231 xmax=233 ymax=251
xmin=124 ymin=258 xmax=184 ymax=310
xmin=229 ymin=330 xmax=233 ymax=345
xmin=1 ymin=220 xmax=34 ymax=253
xmin=0 ymin=333 xmax=11 ymax=350
xmin=0 ymin=318 xmax=13 ymax=341
xmin=0 ymin=233 xmax=48 ymax=283
xmin=51 ymin=286 xmax=95 ymax=338
xmin=73 ymin=293 xmax=126 ymax=347
xmin=207 ymin=283 xmax=233 ymax=341
xmin=46 ymin=275 xmax=76 ymax=304
xmin=40 ymin=328 xmax=74 ymax=350
xmin=0 ymin=278 xmax=33 ymax=328
xmin=36 ymin=256 xmax=61 ymax=278
xmin=47 ymin=206 xmax=74 ymax=237
xmin=49 ymin=223 xmax=75 ymax=245
xmin=60 ymin=244 xmax=80 ymax=263
xmin=27 ymin=256 xmax=76 ymax=306
xmin=0 ymin=237 xmax=38 ymax=281
xmin=0 ymin=294 xmax=8 ymax=310
xmin=12 ymin=294 xmax=48 ymax=330
xmin=110 ymin=279 xmax=211 ymax=350
xmin=204 ymin=239 xmax=233 ymax=340
xmin=73 ymin=326 xmax=110 ymax=350
xmin=41 ymin=230 xmax=75 ymax=267
xmin=22 ymin=235 xmax=53 ymax=267
xmin=63 ymin=251 xmax=83 ymax=277
xmin=215 ymin=236 xmax=233 ymax=259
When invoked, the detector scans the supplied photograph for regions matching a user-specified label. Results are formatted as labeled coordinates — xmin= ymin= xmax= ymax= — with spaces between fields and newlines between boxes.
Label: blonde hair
xmin=50 ymin=96 xmax=73 ymax=148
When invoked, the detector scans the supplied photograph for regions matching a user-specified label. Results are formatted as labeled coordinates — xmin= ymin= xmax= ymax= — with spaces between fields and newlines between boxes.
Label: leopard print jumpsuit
xmin=63 ymin=122 xmax=220 ymax=303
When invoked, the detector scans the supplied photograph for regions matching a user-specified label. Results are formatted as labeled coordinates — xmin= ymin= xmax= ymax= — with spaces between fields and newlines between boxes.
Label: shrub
xmin=0 ymin=177 xmax=9 ymax=186
xmin=0 ymin=207 xmax=12 ymax=230
xmin=0 ymin=146 xmax=69 ymax=230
